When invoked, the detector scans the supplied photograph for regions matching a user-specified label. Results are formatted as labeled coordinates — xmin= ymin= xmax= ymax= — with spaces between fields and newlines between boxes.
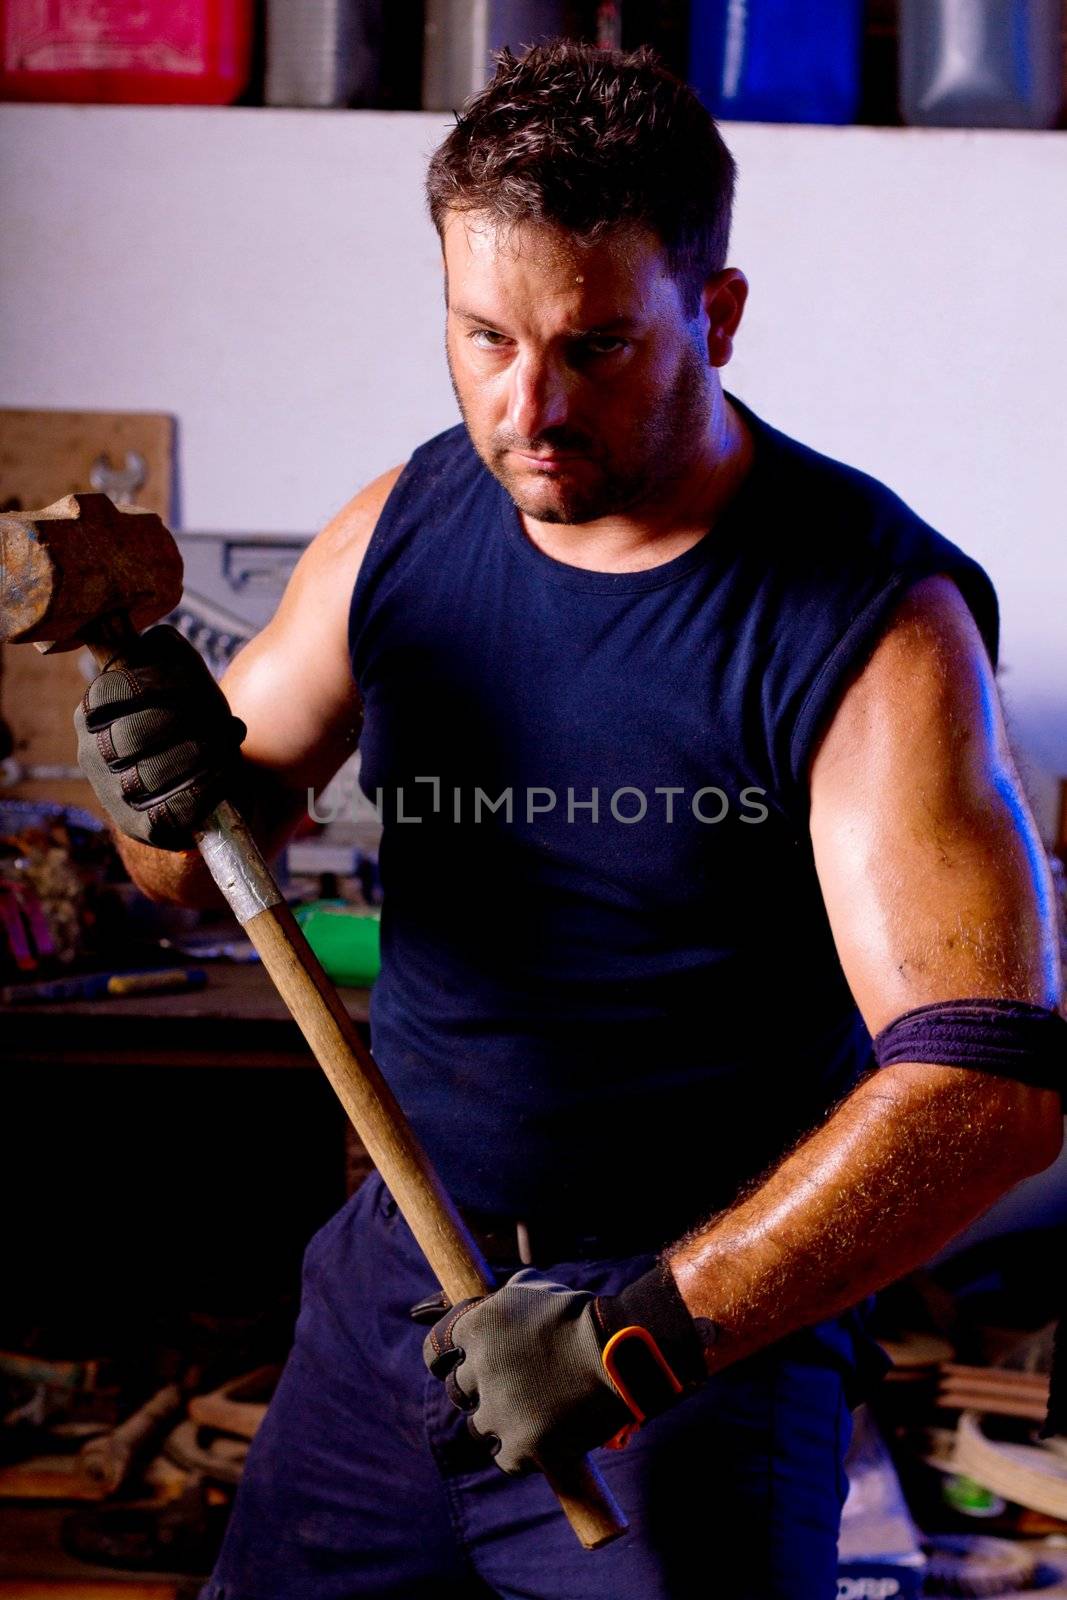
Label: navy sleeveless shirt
xmin=349 ymin=398 xmax=998 ymax=1237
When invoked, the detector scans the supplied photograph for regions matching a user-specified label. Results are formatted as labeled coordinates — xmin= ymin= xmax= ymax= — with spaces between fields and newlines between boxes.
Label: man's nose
xmin=507 ymin=353 xmax=572 ymax=442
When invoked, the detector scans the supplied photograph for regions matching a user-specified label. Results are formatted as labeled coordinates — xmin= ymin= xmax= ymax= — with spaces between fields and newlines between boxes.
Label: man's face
xmin=442 ymin=212 xmax=720 ymax=526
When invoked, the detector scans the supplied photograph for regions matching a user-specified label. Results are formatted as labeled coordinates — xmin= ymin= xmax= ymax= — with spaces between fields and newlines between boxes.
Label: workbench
xmin=2 ymin=960 xmax=370 ymax=1069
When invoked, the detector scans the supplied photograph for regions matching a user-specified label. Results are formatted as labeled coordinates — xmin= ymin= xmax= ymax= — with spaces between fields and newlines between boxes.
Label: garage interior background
xmin=2 ymin=1 xmax=1067 ymax=1590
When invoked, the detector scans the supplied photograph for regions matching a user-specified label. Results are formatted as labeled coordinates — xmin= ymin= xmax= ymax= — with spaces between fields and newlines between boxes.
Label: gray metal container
xmin=899 ymin=0 xmax=1063 ymax=129
xmin=422 ymin=0 xmax=567 ymax=111
xmin=266 ymin=0 xmax=384 ymax=108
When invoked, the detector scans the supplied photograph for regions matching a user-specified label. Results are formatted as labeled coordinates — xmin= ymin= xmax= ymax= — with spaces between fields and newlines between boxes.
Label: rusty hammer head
xmin=0 ymin=492 xmax=183 ymax=654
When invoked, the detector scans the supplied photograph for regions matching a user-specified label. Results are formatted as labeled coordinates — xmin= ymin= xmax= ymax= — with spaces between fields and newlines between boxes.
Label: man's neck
xmin=518 ymin=398 xmax=754 ymax=575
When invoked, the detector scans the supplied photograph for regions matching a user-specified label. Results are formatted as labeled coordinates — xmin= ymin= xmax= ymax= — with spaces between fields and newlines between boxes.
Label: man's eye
xmin=579 ymin=337 xmax=628 ymax=358
xmin=470 ymin=329 xmax=510 ymax=349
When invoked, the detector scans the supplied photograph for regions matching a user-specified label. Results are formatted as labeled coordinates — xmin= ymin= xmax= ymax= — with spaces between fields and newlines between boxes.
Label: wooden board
xmin=954 ymin=1409 xmax=1067 ymax=1520
xmin=0 ymin=410 xmax=173 ymax=520
xmin=0 ymin=1586 xmax=179 ymax=1598
xmin=0 ymin=410 xmax=175 ymax=815
xmin=0 ymin=1455 xmax=106 ymax=1501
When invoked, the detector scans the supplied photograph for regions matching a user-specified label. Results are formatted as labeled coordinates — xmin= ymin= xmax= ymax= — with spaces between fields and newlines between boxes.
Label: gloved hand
xmin=422 ymin=1262 xmax=713 ymax=1476
xmin=74 ymin=624 xmax=247 ymax=851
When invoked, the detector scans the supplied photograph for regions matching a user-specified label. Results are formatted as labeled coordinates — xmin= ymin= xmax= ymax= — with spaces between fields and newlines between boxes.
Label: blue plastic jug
xmin=689 ymin=0 xmax=865 ymax=125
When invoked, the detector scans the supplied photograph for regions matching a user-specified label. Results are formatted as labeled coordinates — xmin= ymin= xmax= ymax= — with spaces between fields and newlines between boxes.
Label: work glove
xmin=422 ymin=1262 xmax=713 ymax=1476
xmin=74 ymin=624 xmax=247 ymax=851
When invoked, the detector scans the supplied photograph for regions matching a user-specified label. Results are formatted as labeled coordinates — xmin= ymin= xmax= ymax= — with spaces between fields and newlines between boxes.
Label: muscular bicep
xmin=808 ymin=574 xmax=1060 ymax=1035
xmin=220 ymin=465 xmax=403 ymax=802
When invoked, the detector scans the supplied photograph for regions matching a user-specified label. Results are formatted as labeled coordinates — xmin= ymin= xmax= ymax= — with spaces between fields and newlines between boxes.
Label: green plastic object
xmin=295 ymin=902 xmax=381 ymax=987
xmin=942 ymin=1473 xmax=1005 ymax=1518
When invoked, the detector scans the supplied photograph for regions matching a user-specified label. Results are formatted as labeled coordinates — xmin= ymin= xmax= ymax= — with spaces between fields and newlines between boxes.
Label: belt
xmin=406 ymin=1207 xmax=674 ymax=1327
xmin=458 ymin=1207 xmax=667 ymax=1269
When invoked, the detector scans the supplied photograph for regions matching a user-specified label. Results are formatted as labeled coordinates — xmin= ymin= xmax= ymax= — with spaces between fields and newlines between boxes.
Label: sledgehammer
xmin=0 ymin=492 xmax=626 ymax=1549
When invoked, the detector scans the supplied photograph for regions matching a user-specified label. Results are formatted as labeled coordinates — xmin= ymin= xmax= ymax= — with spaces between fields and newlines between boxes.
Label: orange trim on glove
xmin=600 ymin=1324 xmax=685 ymax=1449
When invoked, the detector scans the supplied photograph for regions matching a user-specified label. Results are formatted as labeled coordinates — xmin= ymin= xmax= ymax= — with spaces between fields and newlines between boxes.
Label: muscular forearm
xmin=666 ymin=1064 xmax=1063 ymax=1373
xmin=111 ymin=830 xmax=225 ymax=909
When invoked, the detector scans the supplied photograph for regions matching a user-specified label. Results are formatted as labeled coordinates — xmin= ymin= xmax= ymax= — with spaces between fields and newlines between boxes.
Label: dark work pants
xmin=201 ymin=1174 xmax=855 ymax=1599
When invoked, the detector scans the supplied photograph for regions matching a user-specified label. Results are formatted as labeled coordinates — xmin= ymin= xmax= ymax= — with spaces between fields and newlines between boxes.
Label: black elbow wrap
xmin=872 ymin=998 xmax=1066 ymax=1099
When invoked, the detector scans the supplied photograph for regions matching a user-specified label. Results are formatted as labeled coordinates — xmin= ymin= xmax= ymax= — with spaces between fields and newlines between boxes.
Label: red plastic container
xmin=0 ymin=0 xmax=254 ymax=104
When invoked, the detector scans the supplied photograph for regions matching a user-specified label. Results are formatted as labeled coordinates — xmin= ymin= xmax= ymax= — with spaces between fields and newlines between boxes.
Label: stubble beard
xmin=447 ymin=341 xmax=713 ymax=527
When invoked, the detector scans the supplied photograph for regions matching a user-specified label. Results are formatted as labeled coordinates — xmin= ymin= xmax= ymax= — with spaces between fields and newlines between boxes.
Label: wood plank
xmin=940 ymin=1389 xmax=1049 ymax=1422
xmin=0 ymin=1456 xmax=106 ymax=1500
xmin=0 ymin=411 xmax=173 ymax=517
xmin=942 ymin=1363 xmax=1050 ymax=1392
xmin=954 ymin=1410 xmax=1067 ymax=1520
xmin=0 ymin=1585 xmax=178 ymax=1598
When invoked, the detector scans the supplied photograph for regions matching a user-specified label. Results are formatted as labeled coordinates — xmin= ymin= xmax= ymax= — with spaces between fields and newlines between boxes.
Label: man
xmin=76 ymin=41 xmax=1063 ymax=1600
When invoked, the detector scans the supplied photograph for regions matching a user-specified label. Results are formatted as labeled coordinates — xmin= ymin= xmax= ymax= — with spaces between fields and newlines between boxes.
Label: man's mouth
xmin=511 ymin=450 xmax=586 ymax=474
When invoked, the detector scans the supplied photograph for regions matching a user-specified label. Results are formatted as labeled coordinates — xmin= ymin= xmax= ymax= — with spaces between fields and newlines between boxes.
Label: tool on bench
xmin=78 ymin=1382 xmax=185 ymax=1495
xmin=0 ymin=492 xmax=626 ymax=1550
xmin=1 ymin=966 xmax=207 ymax=1004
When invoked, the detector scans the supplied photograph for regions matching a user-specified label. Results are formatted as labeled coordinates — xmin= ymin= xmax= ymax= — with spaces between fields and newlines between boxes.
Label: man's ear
xmin=702 ymin=270 xmax=748 ymax=368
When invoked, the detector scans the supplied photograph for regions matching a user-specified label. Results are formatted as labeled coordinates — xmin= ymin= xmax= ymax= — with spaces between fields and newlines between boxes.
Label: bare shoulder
xmin=809 ymin=572 xmax=1002 ymax=790
xmin=290 ymin=464 xmax=406 ymax=598
xmin=220 ymin=465 xmax=405 ymax=788
xmin=246 ymin=464 xmax=405 ymax=652
xmin=808 ymin=572 xmax=1058 ymax=1025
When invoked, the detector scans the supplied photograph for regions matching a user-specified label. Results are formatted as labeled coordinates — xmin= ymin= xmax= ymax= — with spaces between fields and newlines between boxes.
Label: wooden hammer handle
xmin=191 ymin=795 xmax=497 ymax=1298
xmin=243 ymin=880 xmax=494 ymax=1302
xmin=200 ymin=803 xmax=627 ymax=1549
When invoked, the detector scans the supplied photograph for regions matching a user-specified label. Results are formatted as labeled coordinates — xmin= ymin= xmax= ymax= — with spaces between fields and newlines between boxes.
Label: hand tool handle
xmin=85 ymin=632 xmax=627 ymax=1550
xmin=78 ymin=1383 xmax=183 ymax=1494
xmin=213 ymin=812 xmax=626 ymax=1547
xmin=205 ymin=806 xmax=626 ymax=1548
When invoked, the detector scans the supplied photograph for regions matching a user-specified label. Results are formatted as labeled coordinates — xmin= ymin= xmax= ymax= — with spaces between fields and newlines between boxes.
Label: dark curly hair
xmin=426 ymin=40 xmax=737 ymax=317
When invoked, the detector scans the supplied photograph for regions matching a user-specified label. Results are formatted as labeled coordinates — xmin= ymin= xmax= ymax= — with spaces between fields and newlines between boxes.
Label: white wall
xmin=2 ymin=106 xmax=1066 ymax=831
